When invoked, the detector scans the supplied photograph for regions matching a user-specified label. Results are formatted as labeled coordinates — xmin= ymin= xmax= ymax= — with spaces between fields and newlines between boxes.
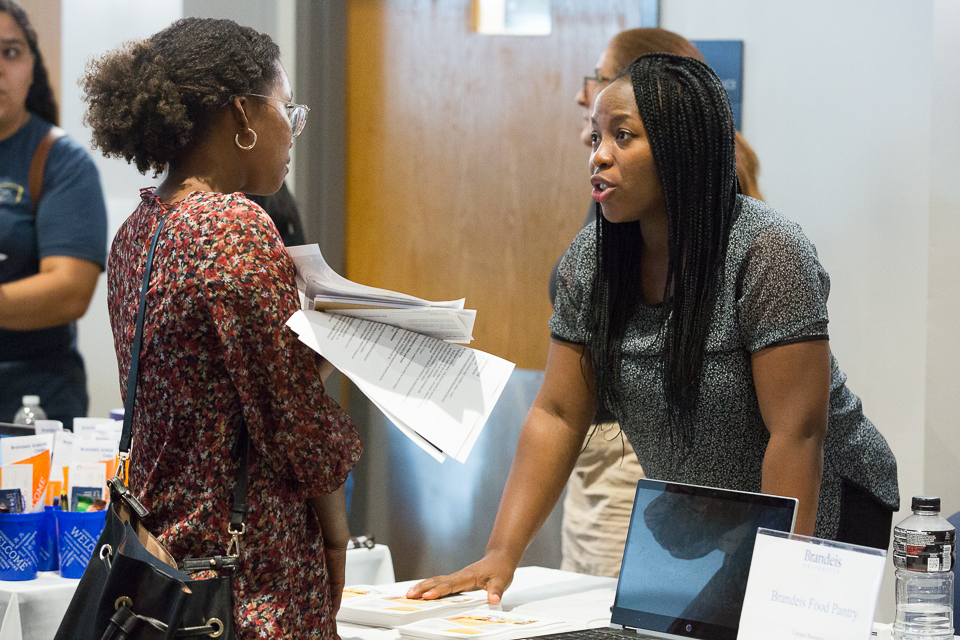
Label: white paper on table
xmin=287 ymin=310 xmax=514 ymax=463
xmin=397 ymin=609 xmax=570 ymax=640
xmin=72 ymin=417 xmax=115 ymax=438
xmin=73 ymin=438 xmax=121 ymax=488
xmin=737 ymin=529 xmax=886 ymax=640
xmin=340 ymin=590 xmax=487 ymax=616
xmin=50 ymin=431 xmax=75 ymax=483
xmin=69 ymin=463 xmax=106 ymax=486
xmin=511 ymin=587 xmax=616 ymax=628
xmin=33 ymin=420 xmax=63 ymax=434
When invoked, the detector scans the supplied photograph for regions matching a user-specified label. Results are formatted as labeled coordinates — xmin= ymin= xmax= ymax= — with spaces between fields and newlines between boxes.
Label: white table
xmin=0 ymin=545 xmax=395 ymax=640
xmin=338 ymin=567 xmax=960 ymax=640
xmin=8 ymin=564 xmax=955 ymax=640
xmin=345 ymin=544 xmax=396 ymax=586
xmin=338 ymin=566 xmax=618 ymax=640
xmin=0 ymin=572 xmax=78 ymax=640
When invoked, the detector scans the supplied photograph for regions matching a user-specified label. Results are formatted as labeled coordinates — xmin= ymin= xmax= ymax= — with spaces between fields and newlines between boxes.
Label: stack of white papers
xmin=286 ymin=244 xmax=515 ymax=464
xmin=286 ymin=309 xmax=514 ymax=464
xmin=397 ymin=610 xmax=570 ymax=640
xmin=337 ymin=585 xmax=488 ymax=627
xmin=289 ymin=244 xmax=477 ymax=344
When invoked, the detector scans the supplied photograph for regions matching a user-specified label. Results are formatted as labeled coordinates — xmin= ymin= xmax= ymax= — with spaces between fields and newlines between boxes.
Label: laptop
xmin=527 ymin=478 xmax=798 ymax=640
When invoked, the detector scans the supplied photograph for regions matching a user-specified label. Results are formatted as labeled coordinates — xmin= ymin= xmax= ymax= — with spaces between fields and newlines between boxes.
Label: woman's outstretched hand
xmin=405 ymin=551 xmax=517 ymax=605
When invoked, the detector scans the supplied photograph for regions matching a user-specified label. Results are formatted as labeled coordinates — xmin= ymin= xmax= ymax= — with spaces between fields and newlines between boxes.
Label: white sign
xmin=738 ymin=529 xmax=886 ymax=640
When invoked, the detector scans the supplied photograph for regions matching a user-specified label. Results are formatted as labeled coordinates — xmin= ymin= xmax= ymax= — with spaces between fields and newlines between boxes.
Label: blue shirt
xmin=0 ymin=115 xmax=107 ymax=361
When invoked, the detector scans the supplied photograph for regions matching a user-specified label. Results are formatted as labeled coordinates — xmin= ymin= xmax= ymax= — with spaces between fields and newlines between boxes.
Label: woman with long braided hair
xmin=555 ymin=28 xmax=767 ymax=581
xmin=409 ymin=54 xmax=898 ymax=605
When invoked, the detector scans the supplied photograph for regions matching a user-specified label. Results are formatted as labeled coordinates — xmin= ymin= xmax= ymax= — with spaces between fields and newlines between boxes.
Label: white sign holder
xmin=738 ymin=528 xmax=887 ymax=640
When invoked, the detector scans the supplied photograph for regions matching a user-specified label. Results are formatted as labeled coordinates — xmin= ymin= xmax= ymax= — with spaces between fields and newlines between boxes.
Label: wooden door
xmin=346 ymin=0 xmax=646 ymax=369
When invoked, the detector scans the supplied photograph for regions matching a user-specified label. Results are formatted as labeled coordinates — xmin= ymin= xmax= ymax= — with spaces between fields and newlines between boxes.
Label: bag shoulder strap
xmin=29 ymin=127 xmax=66 ymax=215
xmin=117 ymin=213 xmax=250 ymax=563
xmin=119 ymin=215 xmax=170 ymax=456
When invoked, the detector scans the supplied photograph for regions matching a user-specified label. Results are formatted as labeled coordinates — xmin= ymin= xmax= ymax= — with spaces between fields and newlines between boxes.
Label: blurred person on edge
xmin=0 ymin=0 xmax=107 ymax=427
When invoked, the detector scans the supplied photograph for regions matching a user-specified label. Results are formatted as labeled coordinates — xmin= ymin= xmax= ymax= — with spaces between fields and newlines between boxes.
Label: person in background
xmin=0 ymin=0 xmax=107 ymax=427
xmin=82 ymin=17 xmax=361 ymax=638
xmin=554 ymin=27 xmax=765 ymax=579
xmin=410 ymin=53 xmax=898 ymax=605
xmin=246 ymin=180 xmax=305 ymax=246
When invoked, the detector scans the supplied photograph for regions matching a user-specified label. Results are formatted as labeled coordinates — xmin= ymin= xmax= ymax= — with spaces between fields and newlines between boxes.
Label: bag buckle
xmin=107 ymin=476 xmax=149 ymax=519
xmin=117 ymin=450 xmax=129 ymax=483
xmin=181 ymin=555 xmax=240 ymax=573
xmin=226 ymin=523 xmax=245 ymax=558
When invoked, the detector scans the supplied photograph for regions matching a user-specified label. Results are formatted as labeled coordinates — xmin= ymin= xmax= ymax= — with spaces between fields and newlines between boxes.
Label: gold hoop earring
xmin=235 ymin=129 xmax=258 ymax=150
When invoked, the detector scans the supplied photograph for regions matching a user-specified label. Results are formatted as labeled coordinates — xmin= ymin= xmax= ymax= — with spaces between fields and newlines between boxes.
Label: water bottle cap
xmin=21 ymin=395 xmax=40 ymax=406
xmin=911 ymin=496 xmax=940 ymax=512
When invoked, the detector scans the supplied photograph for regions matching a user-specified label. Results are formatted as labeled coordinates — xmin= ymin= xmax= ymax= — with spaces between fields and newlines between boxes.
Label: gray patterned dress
xmin=549 ymin=195 xmax=899 ymax=539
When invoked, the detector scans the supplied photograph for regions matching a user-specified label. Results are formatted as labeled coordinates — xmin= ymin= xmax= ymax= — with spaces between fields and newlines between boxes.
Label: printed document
xmin=287 ymin=310 xmax=514 ymax=463
xmin=288 ymin=244 xmax=475 ymax=343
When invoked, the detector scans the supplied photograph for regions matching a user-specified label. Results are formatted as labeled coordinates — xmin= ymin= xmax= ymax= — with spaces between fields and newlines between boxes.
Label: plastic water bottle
xmin=893 ymin=496 xmax=956 ymax=640
xmin=12 ymin=395 xmax=47 ymax=426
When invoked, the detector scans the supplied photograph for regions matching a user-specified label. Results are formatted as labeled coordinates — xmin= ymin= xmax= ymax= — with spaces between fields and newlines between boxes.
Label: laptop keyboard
xmin=518 ymin=628 xmax=663 ymax=640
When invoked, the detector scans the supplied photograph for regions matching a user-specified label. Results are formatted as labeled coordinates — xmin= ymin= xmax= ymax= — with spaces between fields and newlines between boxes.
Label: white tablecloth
xmin=0 ymin=572 xmax=78 ymax=640
xmin=7 ymin=564 xmax=954 ymax=640
xmin=345 ymin=544 xmax=396 ymax=586
xmin=0 ymin=545 xmax=395 ymax=640
xmin=338 ymin=566 xmax=618 ymax=640
xmin=337 ymin=567 xmax=960 ymax=640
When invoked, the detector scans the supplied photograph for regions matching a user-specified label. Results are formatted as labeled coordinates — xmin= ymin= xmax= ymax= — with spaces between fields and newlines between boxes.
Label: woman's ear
xmin=231 ymin=95 xmax=252 ymax=132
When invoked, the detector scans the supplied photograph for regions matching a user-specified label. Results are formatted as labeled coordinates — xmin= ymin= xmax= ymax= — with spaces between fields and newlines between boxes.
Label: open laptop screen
xmin=611 ymin=479 xmax=797 ymax=640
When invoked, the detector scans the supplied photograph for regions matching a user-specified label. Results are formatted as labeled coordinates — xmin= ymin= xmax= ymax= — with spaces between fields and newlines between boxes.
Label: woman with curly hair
xmin=0 ymin=0 xmax=107 ymax=427
xmin=409 ymin=54 xmax=898 ymax=605
xmin=82 ymin=17 xmax=361 ymax=639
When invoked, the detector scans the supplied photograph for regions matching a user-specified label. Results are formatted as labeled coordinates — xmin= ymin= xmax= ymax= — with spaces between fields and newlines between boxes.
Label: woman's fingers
xmin=406 ymin=554 xmax=515 ymax=604
xmin=406 ymin=570 xmax=477 ymax=600
xmin=483 ymin=575 xmax=508 ymax=604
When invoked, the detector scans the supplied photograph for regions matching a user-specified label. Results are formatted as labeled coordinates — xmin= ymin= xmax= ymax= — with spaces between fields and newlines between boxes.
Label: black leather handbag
xmin=54 ymin=215 xmax=250 ymax=640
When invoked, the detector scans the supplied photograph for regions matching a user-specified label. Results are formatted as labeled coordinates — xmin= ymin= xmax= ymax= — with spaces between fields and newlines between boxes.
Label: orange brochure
xmin=0 ymin=434 xmax=54 ymax=512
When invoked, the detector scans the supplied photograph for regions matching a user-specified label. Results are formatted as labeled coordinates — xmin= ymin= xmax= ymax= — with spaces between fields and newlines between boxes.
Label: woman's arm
xmin=752 ymin=339 xmax=830 ymax=536
xmin=407 ymin=339 xmax=597 ymax=604
xmin=309 ymin=484 xmax=350 ymax=614
xmin=0 ymin=256 xmax=101 ymax=330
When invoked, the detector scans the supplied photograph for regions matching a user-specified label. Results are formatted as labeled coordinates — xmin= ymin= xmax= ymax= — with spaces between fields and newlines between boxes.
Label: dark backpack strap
xmin=29 ymin=127 xmax=66 ymax=216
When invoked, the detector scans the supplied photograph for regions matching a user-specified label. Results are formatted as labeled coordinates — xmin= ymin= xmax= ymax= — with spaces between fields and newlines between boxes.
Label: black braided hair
xmin=585 ymin=53 xmax=740 ymax=453
xmin=81 ymin=17 xmax=280 ymax=176
xmin=0 ymin=0 xmax=58 ymax=125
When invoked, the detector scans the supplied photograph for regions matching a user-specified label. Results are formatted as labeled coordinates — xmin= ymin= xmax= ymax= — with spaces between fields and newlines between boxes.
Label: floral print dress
xmin=108 ymin=189 xmax=362 ymax=639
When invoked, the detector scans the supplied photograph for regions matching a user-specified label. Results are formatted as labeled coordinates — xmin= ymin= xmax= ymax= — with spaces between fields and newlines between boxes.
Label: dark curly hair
xmin=0 ymin=0 xmax=58 ymax=125
xmin=81 ymin=17 xmax=281 ymax=175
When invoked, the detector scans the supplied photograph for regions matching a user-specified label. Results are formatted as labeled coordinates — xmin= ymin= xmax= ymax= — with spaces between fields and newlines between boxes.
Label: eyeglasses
xmin=241 ymin=93 xmax=311 ymax=137
xmin=583 ymin=74 xmax=614 ymax=98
